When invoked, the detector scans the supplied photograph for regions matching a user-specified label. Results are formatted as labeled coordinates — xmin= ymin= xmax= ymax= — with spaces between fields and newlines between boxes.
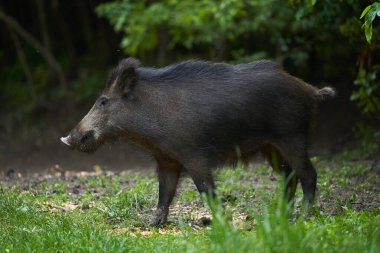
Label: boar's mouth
xmin=60 ymin=130 xmax=104 ymax=153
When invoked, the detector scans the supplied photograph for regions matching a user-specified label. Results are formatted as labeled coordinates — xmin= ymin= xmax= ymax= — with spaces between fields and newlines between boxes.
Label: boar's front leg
xmin=186 ymin=159 xmax=217 ymax=226
xmin=150 ymin=157 xmax=181 ymax=226
xmin=185 ymin=159 xmax=216 ymax=201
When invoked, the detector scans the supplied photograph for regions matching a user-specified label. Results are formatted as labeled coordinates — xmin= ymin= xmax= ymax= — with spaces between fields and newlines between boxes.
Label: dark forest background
xmin=0 ymin=0 xmax=379 ymax=173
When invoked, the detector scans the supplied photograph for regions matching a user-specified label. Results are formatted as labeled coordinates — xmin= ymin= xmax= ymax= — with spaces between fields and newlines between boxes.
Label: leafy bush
xmin=360 ymin=1 xmax=380 ymax=43
xmin=351 ymin=66 xmax=380 ymax=118
xmin=96 ymin=0 xmax=349 ymax=64
xmin=353 ymin=2 xmax=380 ymax=120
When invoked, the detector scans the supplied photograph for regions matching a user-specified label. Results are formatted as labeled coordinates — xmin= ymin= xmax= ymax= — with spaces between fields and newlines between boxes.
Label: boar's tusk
xmin=60 ymin=136 xmax=71 ymax=146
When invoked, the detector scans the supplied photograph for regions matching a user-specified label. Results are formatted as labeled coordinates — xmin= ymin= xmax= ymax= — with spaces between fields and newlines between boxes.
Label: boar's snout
xmin=78 ymin=130 xmax=95 ymax=144
xmin=60 ymin=129 xmax=100 ymax=153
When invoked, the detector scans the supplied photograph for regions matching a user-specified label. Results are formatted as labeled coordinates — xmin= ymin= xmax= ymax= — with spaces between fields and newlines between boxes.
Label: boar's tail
xmin=315 ymin=86 xmax=336 ymax=101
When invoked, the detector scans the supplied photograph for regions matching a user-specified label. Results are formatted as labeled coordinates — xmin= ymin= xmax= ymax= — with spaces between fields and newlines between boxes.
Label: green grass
xmin=0 ymin=159 xmax=379 ymax=252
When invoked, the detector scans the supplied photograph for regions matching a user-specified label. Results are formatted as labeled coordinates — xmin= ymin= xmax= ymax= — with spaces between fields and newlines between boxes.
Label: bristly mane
xmin=106 ymin=58 xmax=280 ymax=85
xmin=138 ymin=60 xmax=234 ymax=82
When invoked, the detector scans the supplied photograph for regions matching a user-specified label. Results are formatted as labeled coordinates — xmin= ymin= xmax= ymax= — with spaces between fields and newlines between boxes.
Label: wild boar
xmin=61 ymin=58 xmax=335 ymax=225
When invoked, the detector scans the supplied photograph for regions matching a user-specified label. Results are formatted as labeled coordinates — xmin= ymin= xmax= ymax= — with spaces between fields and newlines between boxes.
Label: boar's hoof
xmin=196 ymin=217 xmax=212 ymax=227
xmin=150 ymin=209 xmax=168 ymax=226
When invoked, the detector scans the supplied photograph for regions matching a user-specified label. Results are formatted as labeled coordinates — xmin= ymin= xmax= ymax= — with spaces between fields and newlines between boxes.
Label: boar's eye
xmin=98 ymin=97 xmax=109 ymax=107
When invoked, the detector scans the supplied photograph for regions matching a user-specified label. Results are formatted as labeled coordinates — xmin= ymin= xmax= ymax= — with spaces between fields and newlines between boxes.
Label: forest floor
xmin=0 ymin=155 xmax=379 ymax=252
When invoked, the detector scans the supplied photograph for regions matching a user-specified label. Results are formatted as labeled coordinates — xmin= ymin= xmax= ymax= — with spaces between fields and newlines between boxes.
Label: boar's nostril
xmin=60 ymin=136 xmax=71 ymax=146
xmin=80 ymin=131 xmax=94 ymax=144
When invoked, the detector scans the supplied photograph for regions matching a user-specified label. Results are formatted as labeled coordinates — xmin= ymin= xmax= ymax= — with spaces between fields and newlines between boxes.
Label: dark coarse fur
xmin=62 ymin=58 xmax=336 ymax=226
xmin=115 ymin=60 xmax=328 ymax=165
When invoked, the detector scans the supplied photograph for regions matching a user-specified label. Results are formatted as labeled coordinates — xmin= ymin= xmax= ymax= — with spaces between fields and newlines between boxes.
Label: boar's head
xmin=60 ymin=58 xmax=140 ymax=153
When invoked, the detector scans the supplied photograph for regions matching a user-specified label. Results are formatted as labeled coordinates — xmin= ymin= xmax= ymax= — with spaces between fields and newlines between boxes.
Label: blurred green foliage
xmin=97 ymin=0 xmax=255 ymax=55
xmin=1 ymin=60 xmax=49 ymax=123
xmin=351 ymin=66 xmax=380 ymax=117
xmin=96 ymin=0 xmax=363 ymax=61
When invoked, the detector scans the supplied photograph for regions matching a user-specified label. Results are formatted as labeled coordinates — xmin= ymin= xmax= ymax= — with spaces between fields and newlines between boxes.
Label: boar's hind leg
xmin=261 ymin=146 xmax=298 ymax=203
xmin=151 ymin=157 xmax=182 ymax=226
xmin=275 ymin=139 xmax=317 ymax=205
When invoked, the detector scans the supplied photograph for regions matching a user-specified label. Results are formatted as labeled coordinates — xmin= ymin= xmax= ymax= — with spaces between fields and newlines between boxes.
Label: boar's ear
xmin=112 ymin=58 xmax=141 ymax=96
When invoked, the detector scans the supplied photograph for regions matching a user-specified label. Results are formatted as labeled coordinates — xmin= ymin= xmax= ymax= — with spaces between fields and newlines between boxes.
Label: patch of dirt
xmin=0 ymin=167 xmax=149 ymax=192
xmin=318 ymin=161 xmax=380 ymax=215
xmin=0 ymin=140 xmax=155 ymax=179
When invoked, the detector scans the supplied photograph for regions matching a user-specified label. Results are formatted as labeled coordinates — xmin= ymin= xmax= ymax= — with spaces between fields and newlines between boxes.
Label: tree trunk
xmin=0 ymin=10 xmax=67 ymax=90
xmin=9 ymin=28 xmax=38 ymax=104
xmin=53 ymin=0 xmax=77 ymax=70
xmin=35 ymin=0 xmax=52 ymax=53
